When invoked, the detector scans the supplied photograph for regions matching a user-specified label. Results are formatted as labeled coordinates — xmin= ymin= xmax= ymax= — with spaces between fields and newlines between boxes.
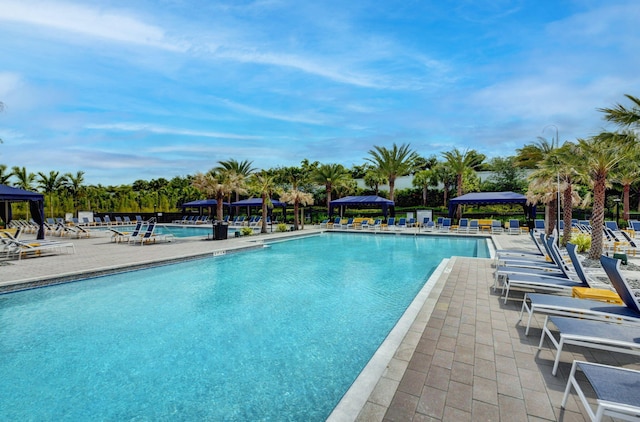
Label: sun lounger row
xmin=498 ymin=236 xmax=640 ymax=420
xmin=109 ymin=222 xmax=174 ymax=245
xmin=1 ymin=231 xmax=75 ymax=260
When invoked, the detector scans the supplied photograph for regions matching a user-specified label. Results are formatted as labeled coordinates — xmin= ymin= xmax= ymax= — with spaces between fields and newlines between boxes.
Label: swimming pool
xmin=0 ymin=233 xmax=488 ymax=420
xmin=94 ymin=224 xmax=239 ymax=238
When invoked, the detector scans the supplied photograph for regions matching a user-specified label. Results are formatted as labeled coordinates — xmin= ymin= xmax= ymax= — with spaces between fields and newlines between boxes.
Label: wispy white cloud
xmin=85 ymin=123 xmax=262 ymax=140
xmin=0 ymin=0 xmax=187 ymax=51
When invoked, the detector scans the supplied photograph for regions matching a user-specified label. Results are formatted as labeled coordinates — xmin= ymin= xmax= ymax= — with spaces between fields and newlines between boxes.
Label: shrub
xmin=241 ymin=227 xmax=253 ymax=236
xmin=571 ymin=233 xmax=591 ymax=252
xmin=276 ymin=223 xmax=288 ymax=232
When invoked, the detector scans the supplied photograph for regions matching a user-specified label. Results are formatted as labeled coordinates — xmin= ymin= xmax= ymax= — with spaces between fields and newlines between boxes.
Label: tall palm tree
xmin=412 ymin=169 xmax=437 ymax=207
xmin=516 ymin=138 xmax=558 ymax=234
xmin=11 ymin=166 xmax=35 ymax=191
xmin=278 ymin=166 xmax=310 ymax=229
xmin=612 ymin=137 xmax=640 ymax=222
xmin=62 ymin=170 xmax=86 ymax=214
xmin=37 ymin=171 xmax=66 ymax=218
xmin=311 ymin=163 xmax=351 ymax=213
xmin=366 ymin=143 xmax=419 ymax=202
xmin=191 ymin=169 xmax=235 ymax=221
xmin=216 ymin=159 xmax=255 ymax=211
xmin=441 ymin=148 xmax=484 ymax=219
xmin=432 ymin=163 xmax=456 ymax=207
xmin=599 ymin=94 xmax=640 ymax=127
xmin=576 ymin=131 xmax=637 ymax=259
xmin=249 ymin=171 xmax=278 ymax=234
xmin=555 ymin=142 xmax=584 ymax=245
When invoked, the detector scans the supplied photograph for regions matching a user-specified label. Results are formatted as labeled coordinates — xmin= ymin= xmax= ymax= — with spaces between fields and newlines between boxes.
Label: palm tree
xmin=191 ymin=169 xmax=236 ymax=221
xmin=363 ymin=167 xmax=387 ymax=196
xmin=37 ymin=171 xmax=66 ymax=218
xmin=278 ymin=166 xmax=310 ymax=229
xmin=249 ymin=171 xmax=278 ymax=234
xmin=599 ymin=94 xmax=640 ymax=127
xmin=11 ymin=166 xmax=35 ymax=191
xmin=441 ymin=148 xmax=484 ymax=219
xmin=555 ymin=142 xmax=584 ymax=245
xmin=216 ymin=159 xmax=255 ymax=211
xmin=62 ymin=170 xmax=86 ymax=214
xmin=516 ymin=138 xmax=558 ymax=233
xmin=432 ymin=163 xmax=456 ymax=207
xmin=365 ymin=143 xmax=419 ymax=202
xmin=576 ymin=131 xmax=637 ymax=259
xmin=0 ymin=164 xmax=12 ymax=184
xmin=611 ymin=136 xmax=640 ymax=222
xmin=412 ymin=169 xmax=436 ymax=207
xmin=311 ymin=163 xmax=351 ymax=213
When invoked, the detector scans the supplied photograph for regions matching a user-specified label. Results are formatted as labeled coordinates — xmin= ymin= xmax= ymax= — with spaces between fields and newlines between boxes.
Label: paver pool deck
xmin=2 ymin=226 xmax=638 ymax=421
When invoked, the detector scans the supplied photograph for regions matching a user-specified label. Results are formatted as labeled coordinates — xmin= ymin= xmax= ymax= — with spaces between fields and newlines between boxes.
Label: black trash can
xmin=214 ymin=222 xmax=229 ymax=240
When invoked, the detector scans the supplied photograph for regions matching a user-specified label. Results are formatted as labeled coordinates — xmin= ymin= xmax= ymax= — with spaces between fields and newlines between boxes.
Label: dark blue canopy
xmin=181 ymin=199 xmax=220 ymax=208
xmin=329 ymin=195 xmax=395 ymax=218
xmin=231 ymin=198 xmax=286 ymax=207
xmin=447 ymin=191 xmax=536 ymax=219
xmin=0 ymin=184 xmax=46 ymax=239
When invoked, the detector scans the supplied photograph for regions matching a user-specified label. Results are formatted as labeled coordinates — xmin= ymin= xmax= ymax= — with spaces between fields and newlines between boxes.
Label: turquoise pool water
xmin=95 ymin=224 xmax=239 ymax=238
xmin=0 ymin=233 xmax=488 ymax=420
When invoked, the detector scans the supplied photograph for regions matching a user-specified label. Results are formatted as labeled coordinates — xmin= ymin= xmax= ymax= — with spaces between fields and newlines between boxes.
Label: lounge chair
xmin=344 ymin=218 xmax=355 ymax=229
xmin=538 ymin=315 xmax=640 ymax=376
xmin=359 ymin=219 xmax=369 ymax=230
xmin=103 ymin=216 xmax=113 ymax=226
xmin=436 ymin=217 xmax=443 ymax=228
xmin=123 ymin=222 xmax=144 ymax=243
xmin=173 ymin=216 xmax=188 ymax=224
xmin=122 ymin=216 xmax=132 ymax=225
xmin=114 ymin=216 xmax=124 ymax=225
xmin=94 ymin=216 xmax=104 ymax=226
xmin=467 ymin=219 xmax=479 ymax=234
xmin=601 ymin=255 xmax=640 ymax=313
xmin=2 ymin=237 xmax=75 ymax=260
xmin=369 ymin=219 xmax=382 ymax=231
xmin=456 ymin=218 xmax=469 ymax=233
xmin=130 ymin=222 xmax=157 ymax=245
xmin=382 ymin=217 xmax=395 ymax=231
xmin=420 ymin=217 xmax=430 ymax=228
xmin=498 ymin=236 xmax=588 ymax=303
xmin=508 ymin=219 xmax=521 ymax=235
xmin=561 ymin=361 xmax=640 ymax=421
xmin=108 ymin=228 xmax=129 ymax=243
xmin=534 ymin=219 xmax=545 ymax=233
xmin=438 ymin=218 xmax=451 ymax=232
xmin=396 ymin=218 xmax=407 ymax=230
xmin=491 ymin=220 xmax=504 ymax=234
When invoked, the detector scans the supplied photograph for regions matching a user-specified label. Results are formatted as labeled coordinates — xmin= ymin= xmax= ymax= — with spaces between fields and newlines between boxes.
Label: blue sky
xmin=1 ymin=0 xmax=639 ymax=185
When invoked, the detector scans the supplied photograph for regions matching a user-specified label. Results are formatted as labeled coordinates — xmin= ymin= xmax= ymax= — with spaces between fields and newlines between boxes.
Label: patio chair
xmin=508 ymin=219 xmax=520 ymax=235
xmin=498 ymin=236 xmax=587 ymax=303
xmin=561 ymin=360 xmax=640 ymax=421
xmin=456 ymin=218 xmax=469 ymax=233
xmin=382 ymin=217 xmax=395 ymax=231
xmin=396 ymin=218 xmax=407 ymax=230
xmin=123 ymin=216 xmax=133 ymax=225
xmin=538 ymin=315 xmax=640 ymax=376
xmin=438 ymin=218 xmax=451 ymax=232
xmin=534 ymin=219 xmax=545 ymax=232
xmin=467 ymin=219 xmax=479 ymax=234
xmin=491 ymin=220 xmax=504 ymax=234
xmin=2 ymin=237 xmax=75 ymax=260
xmin=123 ymin=222 xmax=144 ymax=243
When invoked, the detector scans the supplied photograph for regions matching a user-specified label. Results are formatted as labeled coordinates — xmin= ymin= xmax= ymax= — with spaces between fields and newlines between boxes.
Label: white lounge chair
xmin=562 ymin=361 xmax=640 ymax=421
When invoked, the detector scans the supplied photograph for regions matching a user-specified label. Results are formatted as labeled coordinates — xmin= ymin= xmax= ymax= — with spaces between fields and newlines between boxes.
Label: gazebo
xmin=329 ymin=195 xmax=395 ymax=218
xmin=447 ymin=191 xmax=536 ymax=220
xmin=0 ymin=184 xmax=46 ymax=239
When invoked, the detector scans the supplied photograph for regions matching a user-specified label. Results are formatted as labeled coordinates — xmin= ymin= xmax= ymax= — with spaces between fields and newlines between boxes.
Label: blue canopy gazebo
xmin=0 ymin=184 xmax=46 ymax=239
xmin=329 ymin=195 xmax=395 ymax=218
xmin=230 ymin=198 xmax=287 ymax=219
xmin=447 ymin=191 xmax=536 ymax=220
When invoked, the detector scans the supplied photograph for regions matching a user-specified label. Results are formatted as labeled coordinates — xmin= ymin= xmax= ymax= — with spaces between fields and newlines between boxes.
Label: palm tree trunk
xmin=422 ymin=186 xmax=427 ymax=206
xmin=588 ymin=174 xmax=607 ymax=259
xmin=389 ymin=176 xmax=396 ymax=201
xmin=547 ymin=200 xmax=557 ymax=237
xmin=293 ymin=201 xmax=299 ymax=229
xmin=325 ymin=185 xmax=332 ymax=213
xmin=623 ymin=184 xmax=630 ymax=222
xmin=456 ymin=174 xmax=463 ymax=220
xmin=562 ymin=184 xmax=573 ymax=246
xmin=216 ymin=194 xmax=224 ymax=221
xmin=261 ymin=193 xmax=268 ymax=234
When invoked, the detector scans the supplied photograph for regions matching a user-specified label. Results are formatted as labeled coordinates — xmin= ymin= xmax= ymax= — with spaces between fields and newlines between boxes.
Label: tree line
xmin=2 ymin=95 xmax=640 ymax=258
